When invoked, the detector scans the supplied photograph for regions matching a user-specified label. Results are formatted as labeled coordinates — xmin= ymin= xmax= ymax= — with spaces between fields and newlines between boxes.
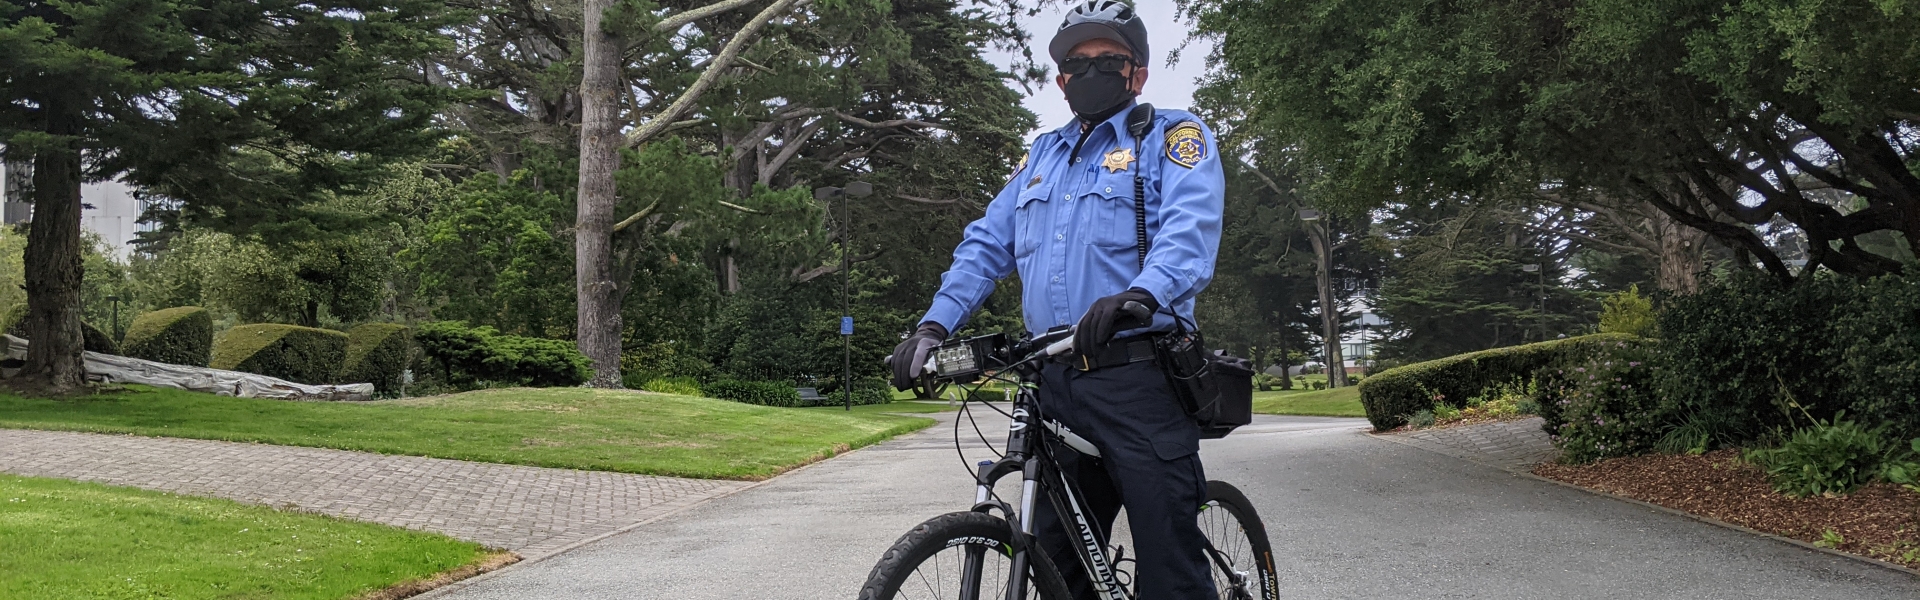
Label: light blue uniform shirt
xmin=921 ymin=104 xmax=1225 ymax=338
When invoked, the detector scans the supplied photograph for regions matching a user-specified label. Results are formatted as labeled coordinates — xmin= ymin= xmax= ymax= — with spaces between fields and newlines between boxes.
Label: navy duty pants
xmin=1028 ymin=360 xmax=1217 ymax=600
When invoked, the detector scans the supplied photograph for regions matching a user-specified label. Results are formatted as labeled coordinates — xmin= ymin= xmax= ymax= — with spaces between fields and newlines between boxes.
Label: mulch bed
xmin=1535 ymin=449 xmax=1920 ymax=570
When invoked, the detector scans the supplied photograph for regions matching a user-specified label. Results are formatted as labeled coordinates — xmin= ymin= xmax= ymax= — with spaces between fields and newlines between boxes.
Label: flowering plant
xmin=1543 ymin=340 xmax=1665 ymax=463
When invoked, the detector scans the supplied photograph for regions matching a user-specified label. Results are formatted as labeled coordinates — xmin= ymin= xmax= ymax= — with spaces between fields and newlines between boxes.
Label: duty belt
xmin=1066 ymin=336 xmax=1159 ymax=372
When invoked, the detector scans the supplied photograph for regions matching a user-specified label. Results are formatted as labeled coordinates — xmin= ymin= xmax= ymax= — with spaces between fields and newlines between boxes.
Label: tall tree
xmin=0 ymin=0 xmax=455 ymax=391
xmin=1188 ymin=0 xmax=1920 ymax=285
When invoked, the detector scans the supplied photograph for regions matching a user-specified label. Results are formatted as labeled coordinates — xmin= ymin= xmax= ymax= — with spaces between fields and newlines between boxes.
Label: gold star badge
xmin=1101 ymin=147 xmax=1136 ymax=173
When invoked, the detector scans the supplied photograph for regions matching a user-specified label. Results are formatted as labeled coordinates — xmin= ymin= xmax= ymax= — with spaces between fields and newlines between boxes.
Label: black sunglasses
xmin=1059 ymin=54 xmax=1137 ymax=76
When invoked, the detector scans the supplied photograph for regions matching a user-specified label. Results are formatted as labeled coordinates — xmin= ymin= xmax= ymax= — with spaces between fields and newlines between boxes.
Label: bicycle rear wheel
xmin=1198 ymin=480 xmax=1277 ymax=600
xmin=858 ymin=511 xmax=1074 ymax=600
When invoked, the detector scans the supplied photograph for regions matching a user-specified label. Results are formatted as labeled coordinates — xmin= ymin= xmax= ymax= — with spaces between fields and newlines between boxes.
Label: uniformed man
xmin=888 ymin=1 xmax=1226 ymax=597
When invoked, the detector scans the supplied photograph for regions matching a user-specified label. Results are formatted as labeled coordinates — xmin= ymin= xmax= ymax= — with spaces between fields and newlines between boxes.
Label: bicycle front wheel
xmin=858 ymin=511 xmax=1074 ymax=600
xmin=1198 ymin=480 xmax=1278 ymax=600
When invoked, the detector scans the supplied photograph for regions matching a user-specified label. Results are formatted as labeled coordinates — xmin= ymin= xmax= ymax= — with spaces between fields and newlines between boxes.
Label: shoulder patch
xmin=1013 ymin=151 xmax=1028 ymax=177
xmin=1165 ymin=121 xmax=1208 ymax=168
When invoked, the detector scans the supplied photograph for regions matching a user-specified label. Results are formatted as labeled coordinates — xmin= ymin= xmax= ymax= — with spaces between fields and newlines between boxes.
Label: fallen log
xmin=1 ymin=334 xmax=375 ymax=401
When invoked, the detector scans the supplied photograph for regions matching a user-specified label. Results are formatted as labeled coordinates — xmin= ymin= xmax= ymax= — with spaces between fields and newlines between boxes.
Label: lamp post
xmin=106 ymin=295 xmax=121 ymax=341
xmin=1521 ymin=263 xmax=1543 ymax=342
xmin=1298 ymin=208 xmax=1347 ymax=388
xmin=813 ymin=181 xmax=873 ymax=411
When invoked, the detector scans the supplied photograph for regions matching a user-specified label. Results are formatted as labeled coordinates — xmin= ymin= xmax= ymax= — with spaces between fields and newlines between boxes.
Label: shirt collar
xmin=1045 ymin=100 xmax=1140 ymax=147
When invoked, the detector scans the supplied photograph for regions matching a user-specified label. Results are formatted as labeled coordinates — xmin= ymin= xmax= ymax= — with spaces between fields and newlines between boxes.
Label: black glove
xmin=1075 ymin=288 xmax=1159 ymax=356
xmin=890 ymin=322 xmax=949 ymax=390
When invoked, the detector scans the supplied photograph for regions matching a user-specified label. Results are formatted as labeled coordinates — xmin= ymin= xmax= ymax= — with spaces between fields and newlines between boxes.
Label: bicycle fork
xmin=961 ymin=398 xmax=1129 ymax=600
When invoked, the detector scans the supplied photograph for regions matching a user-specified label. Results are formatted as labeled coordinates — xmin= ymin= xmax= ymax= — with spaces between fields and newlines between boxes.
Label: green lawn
xmin=803 ymin=400 xmax=960 ymax=415
xmin=1251 ymin=385 xmax=1365 ymax=417
xmin=0 ymin=386 xmax=935 ymax=480
xmin=0 ymin=474 xmax=495 ymax=600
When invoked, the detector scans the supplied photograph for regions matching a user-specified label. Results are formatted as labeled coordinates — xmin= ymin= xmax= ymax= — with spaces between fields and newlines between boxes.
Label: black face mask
xmin=1065 ymin=69 xmax=1134 ymax=123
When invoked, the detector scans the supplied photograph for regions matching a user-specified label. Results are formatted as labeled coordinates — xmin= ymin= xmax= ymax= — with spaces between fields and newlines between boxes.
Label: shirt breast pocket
xmin=1013 ymin=187 xmax=1050 ymax=258
xmin=1083 ymin=173 xmax=1141 ymax=250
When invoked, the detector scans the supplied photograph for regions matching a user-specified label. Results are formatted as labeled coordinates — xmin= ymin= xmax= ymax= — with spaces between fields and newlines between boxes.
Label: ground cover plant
xmin=1394 ymin=382 xmax=1540 ymax=431
xmin=0 ymin=386 xmax=934 ymax=480
xmin=1250 ymin=385 xmax=1364 ymax=417
xmin=0 ymin=475 xmax=497 ymax=599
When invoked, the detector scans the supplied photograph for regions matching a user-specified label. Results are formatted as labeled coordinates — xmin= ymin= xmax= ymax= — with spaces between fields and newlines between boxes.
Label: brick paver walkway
xmin=0 ymin=429 xmax=750 ymax=558
xmin=1387 ymin=416 xmax=1560 ymax=472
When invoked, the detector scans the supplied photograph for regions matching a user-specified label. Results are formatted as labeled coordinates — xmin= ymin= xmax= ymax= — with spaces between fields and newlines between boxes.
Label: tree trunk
xmin=18 ymin=129 xmax=87 ymax=393
xmin=574 ymin=0 xmax=625 ymax=388
xmin=1272 ymin=348 xmax=1294 ymax=390
xmin=1307 ymin=222 xmax=1348 ymax=388
xmin=1653 ymin=210 xmax=1706 ymax=295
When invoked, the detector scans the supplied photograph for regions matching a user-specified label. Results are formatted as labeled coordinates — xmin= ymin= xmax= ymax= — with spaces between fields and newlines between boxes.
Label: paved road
xmin=426 ymin=411 xmax=1920 ymax=599
xmin=0 ymin=429 xmax=747 ymax=558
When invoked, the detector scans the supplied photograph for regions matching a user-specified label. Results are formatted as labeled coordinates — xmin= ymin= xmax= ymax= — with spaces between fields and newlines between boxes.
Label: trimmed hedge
xmin=121 ymin=307 xmax=213 ymax=367
xmin=1358 ymin=333 xmax=1638 ymax=431
xmin=414 ymin=321 xmax=590 ymax=388
xmin=2 ymin=303 xmax=120 ymax=355
xmin=705 ymin=379 xmax=803 ymax=407
xmin=810 ymin=378 xmax=894 ymax=406
xmin=212 ymin=324 xmax=349 ymax=384
xmin=340 ymin=323 xmax=410 ymax=393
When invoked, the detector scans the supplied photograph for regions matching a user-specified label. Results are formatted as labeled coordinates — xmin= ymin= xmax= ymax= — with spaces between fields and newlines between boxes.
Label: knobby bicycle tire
xmin=1199 ymin=480 xmax=1279 ymax=600
xmin=858 ymin=511 xmax=1074 ymax=600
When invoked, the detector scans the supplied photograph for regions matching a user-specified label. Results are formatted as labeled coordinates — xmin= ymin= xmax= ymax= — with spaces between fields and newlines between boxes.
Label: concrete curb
xmin=409 ymin=414 xmax=941 ymax=599
xmin=1365 ymin=431 xmax=1920 ymax=581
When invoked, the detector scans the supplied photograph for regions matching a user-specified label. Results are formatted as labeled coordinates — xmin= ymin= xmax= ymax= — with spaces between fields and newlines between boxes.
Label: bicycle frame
xmin=964 ymin=374 xmax=1131 ymax=600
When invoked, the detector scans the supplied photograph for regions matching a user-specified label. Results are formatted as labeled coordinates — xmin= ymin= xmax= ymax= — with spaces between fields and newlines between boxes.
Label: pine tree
xmin=0 ymin=0 xmax=458 ymax=391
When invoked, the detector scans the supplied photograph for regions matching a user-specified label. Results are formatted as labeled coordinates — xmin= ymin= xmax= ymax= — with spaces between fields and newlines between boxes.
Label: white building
xmin=1 ymin=156 xmax=148 ymax=260
xmin=1341 ymin=310 xmax=1388 ymax=372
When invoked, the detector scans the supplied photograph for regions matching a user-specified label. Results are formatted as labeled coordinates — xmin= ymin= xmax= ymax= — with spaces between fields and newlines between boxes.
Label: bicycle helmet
xmin=1049 ymin=0 xmax=1150 ymax=66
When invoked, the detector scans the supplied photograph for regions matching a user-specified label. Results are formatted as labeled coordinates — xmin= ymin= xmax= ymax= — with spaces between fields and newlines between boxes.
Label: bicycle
xmin=859 ymin=303 xmax=1278 ymax=600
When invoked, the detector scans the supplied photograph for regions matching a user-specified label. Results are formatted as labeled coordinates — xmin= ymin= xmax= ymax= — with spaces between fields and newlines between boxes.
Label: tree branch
xmin=791 ymin=250 xmax=884 ymax=283
xmin=654 ymin=0 xmax=765 ymax=32
xmin=612 ymin=199 xmax=662 ymax=233
xmin=718 ymin=199 xmax=764 ymax=214
xmin=625 ymin=0 xmax=807 ymax=148
xmin=835 ymin=111 xmax=942 ymax=130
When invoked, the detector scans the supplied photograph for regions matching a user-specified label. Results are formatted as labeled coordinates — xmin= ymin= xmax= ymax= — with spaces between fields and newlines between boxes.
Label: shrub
xmin=414 ymin=321 xmax=589 ymax=389
xmin=1358 ymin=333 xmax=1637 ymax=430
xmin=2 ymin=303 xmax=120 ymax=355
xmin=1745 ymin=416 xmax=1899 ymax=498
xmin=641 ymin=376 xmax=703 ymax=397
xmin=485 ymin=334 xmax=593 ymax=387
xmin=1653 ymin=270 xmax=1920 ymax=446
xmin=850 ymin=377 xmax=893 ymax=406
xmin=620 ymin=342 xmax=714 ymax=383
xmin=1598 ymin=284 xmax=1656 ymax=337
xmin=211 ymin=324 xmax=348 ymax=384
xmin=963 ymin=386 xmax=1009 ymax=402
xmin=1539 ymin=338 xmax=1666 ymax=463
xmin=121 ymin=306 xmax=212 ymax=366
xmin=1833 ymin=272 xmax=1920 ymax=443
xmin=340 ymin=323 xmax=410 ymax=393
xmin=705 ymin=379 xmax=803 ymax=407
xmin=1406 ymin=409 xmax=1436 ymax=429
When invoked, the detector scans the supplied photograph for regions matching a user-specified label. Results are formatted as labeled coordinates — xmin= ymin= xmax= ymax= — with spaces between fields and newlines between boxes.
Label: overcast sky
xmin=986 ymin=1 xmax=1216 ymax=141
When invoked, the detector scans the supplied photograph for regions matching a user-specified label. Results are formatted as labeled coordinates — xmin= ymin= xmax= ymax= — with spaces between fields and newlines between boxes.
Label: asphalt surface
xmin=424 ymin=409 xmax=1920 ymax=599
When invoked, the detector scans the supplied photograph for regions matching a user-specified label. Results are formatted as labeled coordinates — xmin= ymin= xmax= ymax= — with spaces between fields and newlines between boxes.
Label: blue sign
xmin=840 ymin=316 xmax=854 ymax=336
